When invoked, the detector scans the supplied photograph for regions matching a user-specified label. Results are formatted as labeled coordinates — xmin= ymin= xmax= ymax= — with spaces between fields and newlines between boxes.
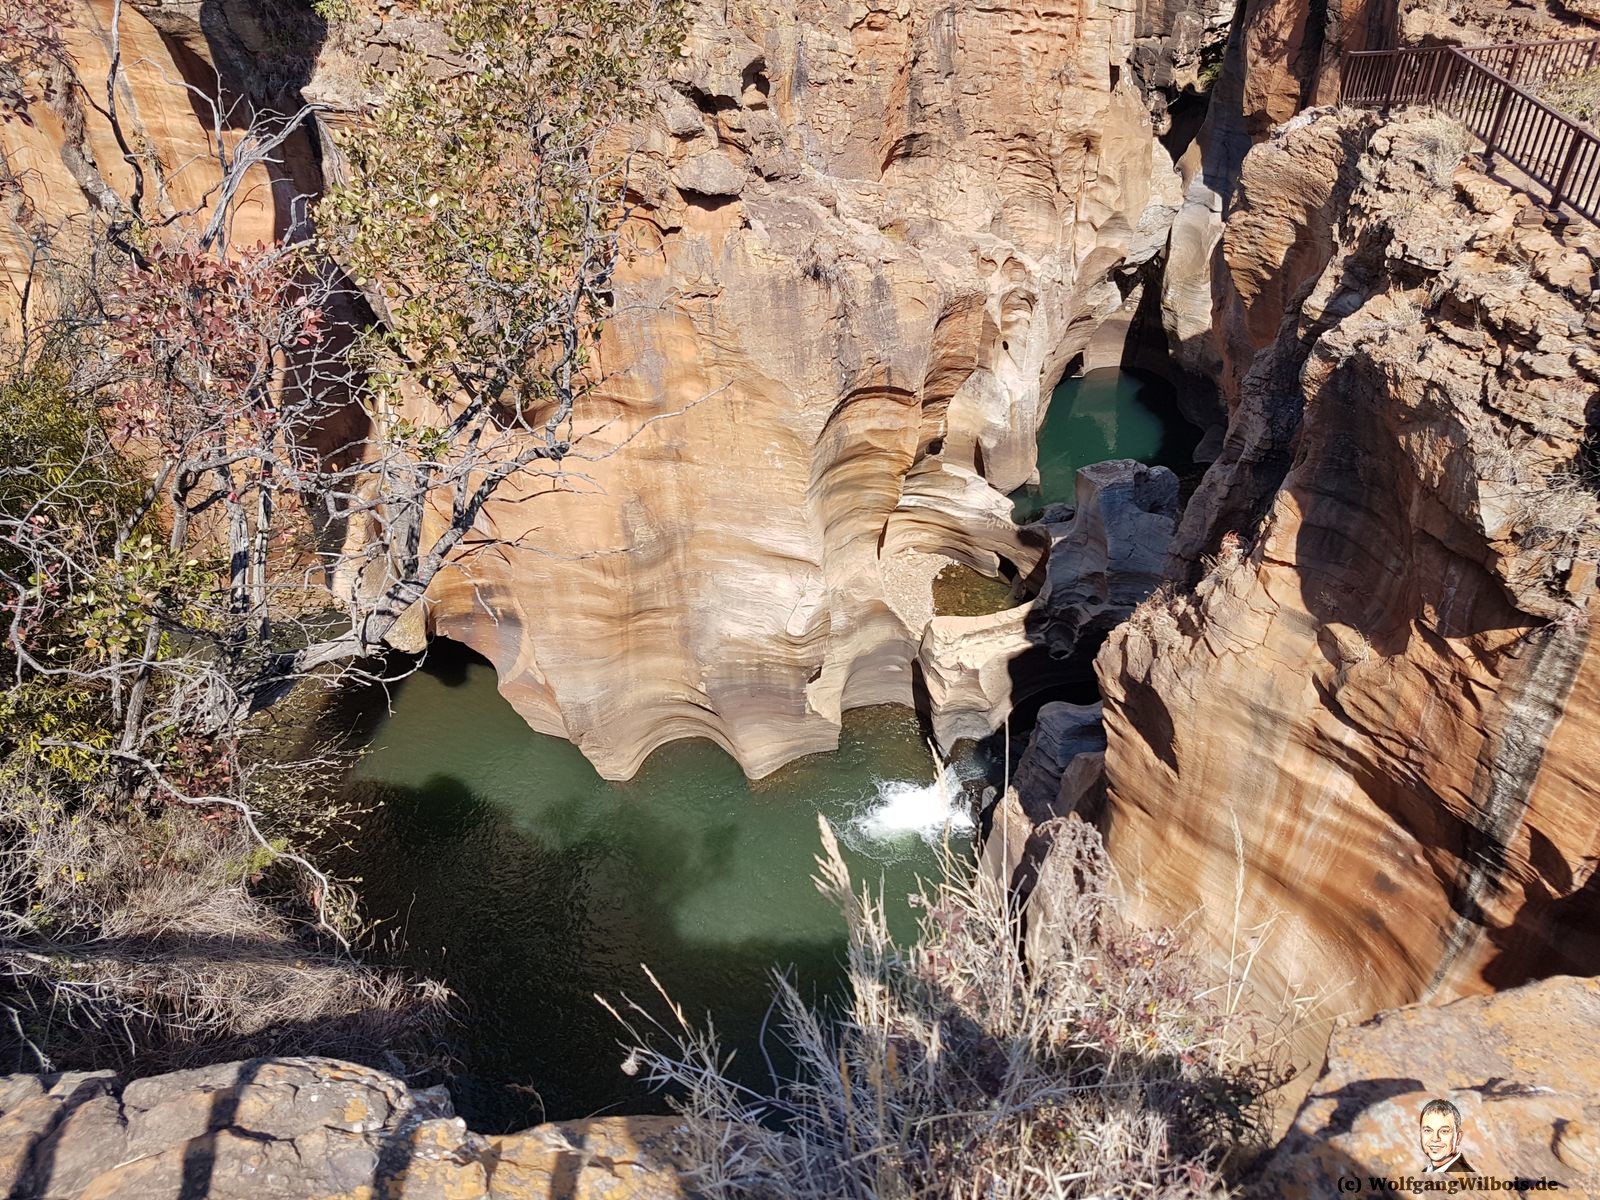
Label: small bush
xmin=1540 ymin=68 xmax=1600 ymax=129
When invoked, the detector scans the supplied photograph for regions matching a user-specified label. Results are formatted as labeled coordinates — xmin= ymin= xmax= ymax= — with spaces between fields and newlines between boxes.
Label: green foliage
xmin=319 ymin=0 xmax=687 ymax=417
xmin=69 ymin=536 xmax=217 ymax=662
xmin=311 ymin=0 xmax=352 ymax=23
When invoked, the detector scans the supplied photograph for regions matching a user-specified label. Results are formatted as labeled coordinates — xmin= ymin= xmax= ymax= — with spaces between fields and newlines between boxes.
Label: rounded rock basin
xmin=327 ymin=642 xmax=980 ymax=1131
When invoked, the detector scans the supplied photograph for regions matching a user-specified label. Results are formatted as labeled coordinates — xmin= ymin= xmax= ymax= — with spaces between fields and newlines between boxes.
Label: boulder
xmin=1252 ymin=976 xmax=1600 ymax=1197
xmin=0 ymin=1057 xmax=693 ymax=1199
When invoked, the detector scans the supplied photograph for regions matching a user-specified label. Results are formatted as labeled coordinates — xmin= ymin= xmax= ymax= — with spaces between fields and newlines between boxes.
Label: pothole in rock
xmin=931 ymin=562 xmax=1021 ymax=617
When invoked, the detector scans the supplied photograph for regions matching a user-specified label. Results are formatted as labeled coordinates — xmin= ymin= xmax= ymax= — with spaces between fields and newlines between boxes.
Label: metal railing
xmin=1342 ymin=38 xmax=1600 ymax=223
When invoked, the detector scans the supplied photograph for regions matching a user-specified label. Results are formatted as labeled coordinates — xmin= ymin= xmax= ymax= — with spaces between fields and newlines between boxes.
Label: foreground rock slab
xmin=1253 ymin=976 xmax=1600 ymax=1197
xmin=0 ymin=1058 xmax=691 ymax=1199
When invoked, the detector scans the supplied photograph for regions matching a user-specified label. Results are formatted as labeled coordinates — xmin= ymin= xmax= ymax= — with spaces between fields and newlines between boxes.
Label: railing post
xmin=1421 ymin=48 xmax=1443 ymax=103
xmin=1383 ymin=53 xmax=1399 ymax=109
xmin=1588 ymin=39 xmax=1598 ymax=71
xmin=1551 ymin=131 xmax=1584 ymax=213
xmin=1484 ymin=55 xmax=1520 ymax=169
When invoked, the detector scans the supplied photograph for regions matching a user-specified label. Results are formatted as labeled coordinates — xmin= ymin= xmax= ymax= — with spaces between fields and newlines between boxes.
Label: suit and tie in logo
xmin=1418 ymin=1098 xmax=1474 ymax=1175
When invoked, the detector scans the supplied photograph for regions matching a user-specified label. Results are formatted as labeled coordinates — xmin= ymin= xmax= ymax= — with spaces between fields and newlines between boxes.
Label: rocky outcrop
xmin=916 ymin=459 xmax=1178 ymax=748
xmin=1167 ymin=105 xmax=1378 ymax=575
xmin=1096 ymin=109 xmax=1600 ymax=1070
xmin=1158 ymin=0 xmax=1394 ymax=399
xmin=305 ymin=0 xmax=1181 ymax=780
xmin=0 ymin=1057 xmax=691 ymax=1199
xmin=1399 ymin=0 xmax=1598 ymax=48
xmin=1128 ymin=0 xmax=1234 ymax=138
xmin=1253 ymin=975 xmax=1600 ymax=1197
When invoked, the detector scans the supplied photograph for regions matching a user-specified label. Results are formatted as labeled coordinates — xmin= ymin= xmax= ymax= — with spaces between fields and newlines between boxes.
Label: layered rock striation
xmin=306 ymin=0 xmax=1180 ymax=779
xmin=1096 ymin=109 xmax=1600 ymax=1065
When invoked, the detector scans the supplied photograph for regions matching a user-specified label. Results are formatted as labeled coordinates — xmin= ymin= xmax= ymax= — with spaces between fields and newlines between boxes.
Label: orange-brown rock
xmin=1159 ymin=0 xmax=1394 ymax=391
xmin=308 ymin=0 xmax=1180 ymax=779
xmin=0 ymin=1057 xmax=694 ymax=1199
xmin=915 ymin=459 xmax=1179 ymax=748
xmin=1097 ymin=109 xmax=1600 ymax=1072
xmin=0 ymin=0 xmax=322 ymax=325
xmin=1252 ymin=975 xmax=1600 ymax=1197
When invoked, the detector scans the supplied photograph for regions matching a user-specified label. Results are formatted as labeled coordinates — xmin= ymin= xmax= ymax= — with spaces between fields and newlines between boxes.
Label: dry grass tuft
xmin=1406 ymin=113 xmax=1475 ymax=187
xmin=0 ymin=777 xmax=451 ymax=1077
xmin=1538 ymin=67 xmax=1600 ymax=130
xmin=603 ymin=817 xmax=1295 ymax=1199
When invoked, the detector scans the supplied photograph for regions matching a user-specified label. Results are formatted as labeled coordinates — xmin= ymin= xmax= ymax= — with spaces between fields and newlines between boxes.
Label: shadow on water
xmin=320 ymin=641 xmax=961 ymax=1132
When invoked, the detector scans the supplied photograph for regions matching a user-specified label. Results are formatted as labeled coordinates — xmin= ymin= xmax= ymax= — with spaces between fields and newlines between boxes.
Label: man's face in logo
xmin=1419 ymin=1109 xmax=1460 ymax=1166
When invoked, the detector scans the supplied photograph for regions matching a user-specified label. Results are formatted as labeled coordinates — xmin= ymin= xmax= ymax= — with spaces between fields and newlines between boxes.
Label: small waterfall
xmin=842 ymin=764 xmax=976 ymax=861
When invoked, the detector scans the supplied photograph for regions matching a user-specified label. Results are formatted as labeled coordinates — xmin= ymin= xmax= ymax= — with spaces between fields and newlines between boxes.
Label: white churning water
xmin=843 ymin=765 xmax=977 ymax=860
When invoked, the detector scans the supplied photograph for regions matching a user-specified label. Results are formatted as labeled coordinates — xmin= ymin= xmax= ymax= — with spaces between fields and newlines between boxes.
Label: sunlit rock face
xmin=309 ymin=0 xmax=1179 ymax=779
xmin=917 ymin=459 xmax=1179 ymax=749
xmin=1097 ymin=110 xmax=1600 ymax=1067
xmin=1158 ymin=0 xmax=1395 ymax=403
xmin=0 ymin=0 xmax=322 ymax=323
xmin=1255 ymin=976 xmax=1600 ymax=1196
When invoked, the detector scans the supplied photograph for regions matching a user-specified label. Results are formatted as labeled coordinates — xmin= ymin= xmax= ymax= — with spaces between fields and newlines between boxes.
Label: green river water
xmin=334 ymin=366 xmax=1195 ymax=1132
xmin=331 ymin=644 xmax=984 ymax=1130
xmin=1012 ymin=366 xmax=1199 ymax=522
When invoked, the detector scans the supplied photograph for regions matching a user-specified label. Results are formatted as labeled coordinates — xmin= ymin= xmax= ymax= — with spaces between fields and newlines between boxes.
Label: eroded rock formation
xmin=1158 ymin=0 xmax=1394 ymax=401
xmin=1097 ymin=110 xmax=1600 ymax=1067
xmin=304 ymin=0 xmax=1180 ymax=779
xmin=0 ymin=1057 xmax=691 ymax=1198
xmin=916 ymin=459 xmax=1178 ymax=748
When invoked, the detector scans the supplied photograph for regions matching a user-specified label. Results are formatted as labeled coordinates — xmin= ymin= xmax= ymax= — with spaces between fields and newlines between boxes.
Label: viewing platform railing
xmin=1342 ymin=37 xmax=1600 ymax=223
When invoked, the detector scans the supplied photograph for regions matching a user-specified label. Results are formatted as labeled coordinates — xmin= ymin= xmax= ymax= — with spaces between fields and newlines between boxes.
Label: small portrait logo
xmin=1417 ymin=1098 xmax=1473 ymax=1174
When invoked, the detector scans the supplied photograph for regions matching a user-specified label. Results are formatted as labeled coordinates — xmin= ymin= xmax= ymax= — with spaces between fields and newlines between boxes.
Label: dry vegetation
xmin=0 ymin=757 xmax=452 ymax=1076
xmin=1538 ymin=68 xmax=1600 ymax=132
xmin=605 ymin=818 xmax=1296 ymax=1200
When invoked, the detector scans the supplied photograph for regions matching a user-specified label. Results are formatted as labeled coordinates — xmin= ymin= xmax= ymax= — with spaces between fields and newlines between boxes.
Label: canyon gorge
xmin=4 ymin=0 xmax=1600 ymax=1194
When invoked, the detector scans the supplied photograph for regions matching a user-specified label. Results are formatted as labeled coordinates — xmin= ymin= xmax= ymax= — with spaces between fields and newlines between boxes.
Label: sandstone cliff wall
xmin=1097 ymin=110 xmax=1600 ymax=1064
xmin=7 ymin=0 xmax=1190 ymax=781
xmin=0 ymin=0 xmax=322 ymax=315
xmin=1158 ymin=0 xmax=1393 ymax=402
xmin=309 ymin=0 xmax=1180 ymax=778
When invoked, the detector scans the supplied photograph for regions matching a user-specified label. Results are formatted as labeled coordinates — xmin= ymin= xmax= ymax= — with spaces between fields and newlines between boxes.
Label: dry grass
xmin=1538 ymin=67 xmax=1600 ymax=131
xmin=0 ymin=774 xmax=451 ymax=1077
xmin=603 ymin=817 xmax=1296 ymax=1200
xmin=1405 ymin=113 xmax=1475 ymax=187
xmin=1476 ymin=425 xmax=1600 ymax=556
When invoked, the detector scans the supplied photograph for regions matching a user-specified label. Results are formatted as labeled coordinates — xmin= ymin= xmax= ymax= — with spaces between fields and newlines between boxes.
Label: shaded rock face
xmin=1127 ymin=0 xmax=1234 ymax=138
xmin=916 ymin=459 xmax=1178 ymax=748
xmin=0 ymin=1057 xmax=691 ymax=1199
xmin=1253 ymin=976 xmax=1600 ymax=1197
xmin=1097 ymin=110 xmax=1600 ymax=1069
xmin=1158 ymin=0 xmax=1395 ymax=399
xmin=306 ymin=0 xmax=1179 ymax=780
